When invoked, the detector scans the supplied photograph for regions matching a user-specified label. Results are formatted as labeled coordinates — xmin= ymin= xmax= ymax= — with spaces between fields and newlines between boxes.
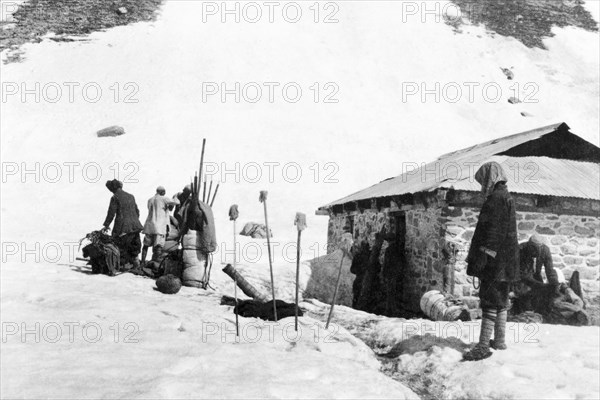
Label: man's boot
xmin=463 ymin=308 xmax=496 ymax=361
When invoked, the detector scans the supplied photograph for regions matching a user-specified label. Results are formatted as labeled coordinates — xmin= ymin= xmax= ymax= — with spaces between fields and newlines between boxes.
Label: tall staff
xmin=294 ymin=213 xmax=307 ymax=331
xmin=326 ymin=232 xmax=353 ymax=330
xmin=259 ymin=191 xmax=277 ymax=322
xmin=197 ymin=139 xmax=206 ymax=197
xmin=229 ymin=205 xmax=240 ymax=338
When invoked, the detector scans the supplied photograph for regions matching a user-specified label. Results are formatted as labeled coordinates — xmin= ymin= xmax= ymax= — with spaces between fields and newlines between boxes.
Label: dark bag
xmin=181 ymin=199 xmax=217 ymax=253
xmin=234 ymin=299 xmax=302 ymax=321
xmin=82 ymin=242 xmax=120 ymax=275
xmin=196 ymin=200 xmax=217 ymax=253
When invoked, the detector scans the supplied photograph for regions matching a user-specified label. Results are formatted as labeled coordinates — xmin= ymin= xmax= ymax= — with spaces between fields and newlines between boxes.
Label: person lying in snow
xmin=517 ymin=270 xmax=589 ymax=326
xmin=463 ymin=162 xmax=520 ymax=362
xmin=102 ymin=179 xmax=143 ymax=269
xmin=545 ymin=281 xmax=589 ymax=326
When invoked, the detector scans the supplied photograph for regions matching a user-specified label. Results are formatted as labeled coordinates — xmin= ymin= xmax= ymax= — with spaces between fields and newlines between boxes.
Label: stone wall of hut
xmin=326 ymin=200 xmax=600 ymax=323
xmin=326 ymin=207 xmax=449 ymax=313
xmin=403 ymin=208 xmax=446 ymax=311
xmin=444 ymin=206 xmax=600 ymax=324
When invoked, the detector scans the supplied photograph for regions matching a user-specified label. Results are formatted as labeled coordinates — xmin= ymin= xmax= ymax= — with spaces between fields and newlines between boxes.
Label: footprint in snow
xmin=160 ymin=310 xmax=178 ymax=318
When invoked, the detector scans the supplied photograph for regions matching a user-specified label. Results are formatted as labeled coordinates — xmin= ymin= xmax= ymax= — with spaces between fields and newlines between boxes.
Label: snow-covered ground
xmin=2 ymin=0 xmax=599 ymax=398
xmin=0 ymin=261 xmax=419 ymax=399
xmin=303 ymin=298 xmax=600 ymax=399
xmin=2 ymin=258 xmax=599 ymax=399
xmin=1 ymin=1 xmax=599 ymax=256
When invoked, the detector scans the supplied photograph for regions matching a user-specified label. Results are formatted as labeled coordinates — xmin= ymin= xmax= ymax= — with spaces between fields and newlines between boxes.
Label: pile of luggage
xmin=80 ymin=230 xmax=122 ymax=276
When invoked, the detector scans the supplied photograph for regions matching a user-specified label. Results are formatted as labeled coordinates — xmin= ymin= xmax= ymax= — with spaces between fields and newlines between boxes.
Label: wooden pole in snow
xmin=260 ymin=191 xmax=277 ymax=322
xmin=294 ymin=212 xmax=307 ymax=332
xmin=229 ymin=204 xmax=240 ymax=338
xmin=326 ymin=233 xmax=354 ymax=330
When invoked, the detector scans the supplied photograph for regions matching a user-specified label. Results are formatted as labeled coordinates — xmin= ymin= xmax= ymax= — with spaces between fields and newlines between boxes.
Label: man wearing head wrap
xmin=463 ymin=162 xmax=519 ymax=361
xmin=103 ymin=179 xmax=144 ymax=268
xmin=141 ymin=186 xmax=180 ymax=266
xmin=513 ymin=234 xmax=559 ymax=313
xmin=173 ymin=184 xmax=192 ymax=227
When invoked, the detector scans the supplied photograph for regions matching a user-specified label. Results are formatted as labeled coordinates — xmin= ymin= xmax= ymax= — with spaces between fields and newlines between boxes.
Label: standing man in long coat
xmin=463 ymin=162 xmax=520 ymax=361
xmin=102 ymin=179 xmax=144 ymax=268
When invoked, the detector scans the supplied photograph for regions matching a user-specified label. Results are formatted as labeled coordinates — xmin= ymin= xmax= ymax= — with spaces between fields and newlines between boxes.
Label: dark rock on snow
xmin=97 ymin=125 xmax=125 ymax=137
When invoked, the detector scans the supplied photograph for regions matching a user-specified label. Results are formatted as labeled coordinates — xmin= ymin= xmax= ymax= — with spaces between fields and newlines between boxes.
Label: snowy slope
xmin=1 ymin=1 xmax=599 ymax=398
xmin=1 ymin=1 xmax=599 ymax=259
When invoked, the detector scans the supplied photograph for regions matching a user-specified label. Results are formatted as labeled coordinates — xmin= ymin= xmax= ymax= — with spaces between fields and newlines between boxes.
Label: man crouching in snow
xmin=463 ymin=162 xmax=520 ymax=361
xmin=102 ymin=179 xmax=144 ymax=269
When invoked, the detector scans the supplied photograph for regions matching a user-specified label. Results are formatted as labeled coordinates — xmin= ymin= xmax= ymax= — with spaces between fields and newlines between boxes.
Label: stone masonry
xmin=326 ymin=204 xmax=600 ymax=323
xmin=444 ymin=206 xmax=600 ymax=323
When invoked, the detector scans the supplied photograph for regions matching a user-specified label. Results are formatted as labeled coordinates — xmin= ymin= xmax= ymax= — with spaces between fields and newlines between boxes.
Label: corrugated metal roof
xmin=435 ymin=122 xmax=567 ymax=162
xmin=320 ymin=123 xmax=600 ymax=209
xmin=442 ymin=156 xmax=600 ymax=199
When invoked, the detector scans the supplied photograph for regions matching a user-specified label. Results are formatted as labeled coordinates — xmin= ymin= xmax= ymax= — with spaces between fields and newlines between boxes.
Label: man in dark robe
xmin=350 ymin=241 xmax=370 ymax=309
xmin=357 ymin=231 xmax=385 ymax=314
xmin=102 ymin=179 xmax=143 ymax=268
xmin=463 ymin=162 xmax=520 ymax=361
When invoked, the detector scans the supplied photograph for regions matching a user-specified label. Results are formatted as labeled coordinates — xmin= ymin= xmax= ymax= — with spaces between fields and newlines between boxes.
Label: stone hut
xmin=316 ymin=123 xmax=600 ymax=322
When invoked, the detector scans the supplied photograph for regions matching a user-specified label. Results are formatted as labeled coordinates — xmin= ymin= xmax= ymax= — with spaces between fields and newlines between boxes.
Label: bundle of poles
xmin=190 ymin=138 xmax=220 ymax=207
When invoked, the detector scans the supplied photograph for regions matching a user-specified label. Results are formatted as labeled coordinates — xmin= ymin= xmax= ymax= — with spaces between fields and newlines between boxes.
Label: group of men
xmin=101 ymin=179 xmax=192 ymax=271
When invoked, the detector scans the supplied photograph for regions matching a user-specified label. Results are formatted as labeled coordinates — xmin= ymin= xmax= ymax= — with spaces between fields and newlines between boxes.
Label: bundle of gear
xmin=79 ymin=230 xmax=121 ymax=276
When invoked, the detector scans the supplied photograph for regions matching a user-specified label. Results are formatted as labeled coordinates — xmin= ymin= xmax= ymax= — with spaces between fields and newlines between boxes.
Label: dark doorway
xmin=381 ymin=213 xmax=408 ymax=317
